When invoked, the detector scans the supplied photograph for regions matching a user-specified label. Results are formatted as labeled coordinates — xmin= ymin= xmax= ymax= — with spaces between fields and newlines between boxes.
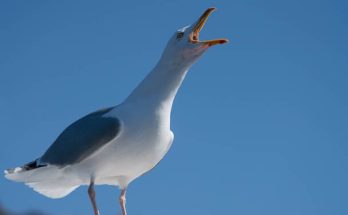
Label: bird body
xmin=5 ymin=62 xmax=179 ymax=198
xmin=5 ymin=8 xmax=228 ymax=215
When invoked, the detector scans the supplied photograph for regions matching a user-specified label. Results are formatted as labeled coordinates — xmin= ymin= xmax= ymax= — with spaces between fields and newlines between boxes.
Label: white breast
xmin=68 ymin=101 xmax=174 ymax=187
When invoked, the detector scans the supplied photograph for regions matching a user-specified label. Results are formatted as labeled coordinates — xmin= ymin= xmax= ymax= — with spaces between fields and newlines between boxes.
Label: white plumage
xmin=5 ymin=7 xmax=228 ymax=215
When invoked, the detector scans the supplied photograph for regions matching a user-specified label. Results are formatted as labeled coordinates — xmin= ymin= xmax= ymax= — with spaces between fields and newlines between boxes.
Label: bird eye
xmin=176 ymin=32 xmax=184 ymax=39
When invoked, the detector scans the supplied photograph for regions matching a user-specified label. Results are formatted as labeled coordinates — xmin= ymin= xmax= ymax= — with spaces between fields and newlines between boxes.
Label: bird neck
xmin=124 ymin=58 xmax=190 ymax=113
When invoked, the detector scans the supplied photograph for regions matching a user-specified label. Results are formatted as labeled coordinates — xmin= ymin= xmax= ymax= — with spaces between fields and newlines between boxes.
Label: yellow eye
xmin=176 ymin=32 xmax=184 ymax=39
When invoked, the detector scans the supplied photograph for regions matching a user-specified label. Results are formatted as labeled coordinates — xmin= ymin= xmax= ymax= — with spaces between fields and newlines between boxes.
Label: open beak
xmin=189 ymin=7 xmax=229 ymax=47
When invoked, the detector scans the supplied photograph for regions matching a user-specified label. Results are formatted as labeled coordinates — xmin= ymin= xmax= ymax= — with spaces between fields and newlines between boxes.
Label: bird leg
xmin=88 ymin=180 xmax=100 ymax=215
xmin=119 ymin=188 xmax=127 ymax=215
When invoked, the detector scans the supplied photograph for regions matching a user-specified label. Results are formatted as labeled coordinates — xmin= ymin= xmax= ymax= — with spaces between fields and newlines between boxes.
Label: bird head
xmin=160 ymin=7 xmax=228 ymax=67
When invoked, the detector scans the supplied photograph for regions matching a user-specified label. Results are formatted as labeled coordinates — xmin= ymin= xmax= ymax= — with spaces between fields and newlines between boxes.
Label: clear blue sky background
xmin=1 ymin=0 xmax=347 ymax=214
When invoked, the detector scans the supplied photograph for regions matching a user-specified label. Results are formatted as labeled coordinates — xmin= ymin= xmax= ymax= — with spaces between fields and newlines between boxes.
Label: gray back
xmin=41 ymin=107 xmax=121 ymax=166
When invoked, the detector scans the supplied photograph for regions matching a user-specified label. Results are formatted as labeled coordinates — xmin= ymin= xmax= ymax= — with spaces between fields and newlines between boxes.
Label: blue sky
xmin=1 ymin=0 xmax=348 ymax=214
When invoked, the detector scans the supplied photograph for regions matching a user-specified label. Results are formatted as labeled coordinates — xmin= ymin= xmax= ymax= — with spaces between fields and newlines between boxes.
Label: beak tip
xmin=207 ymin=7 xmax=217 ymax=13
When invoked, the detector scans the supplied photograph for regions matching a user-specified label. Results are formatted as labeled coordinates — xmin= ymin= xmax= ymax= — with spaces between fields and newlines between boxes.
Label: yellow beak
xmin=189 ymin=8 xmax=229 ymax=46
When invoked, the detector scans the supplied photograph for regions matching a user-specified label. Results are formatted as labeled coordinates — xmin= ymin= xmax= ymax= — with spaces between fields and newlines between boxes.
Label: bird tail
xmin=4 ymin=160 xmax=79 ymax=199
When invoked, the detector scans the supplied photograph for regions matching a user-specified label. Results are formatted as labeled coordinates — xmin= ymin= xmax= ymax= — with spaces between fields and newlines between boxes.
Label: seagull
xmin=4 ymin=7 xmax=228 ymax=215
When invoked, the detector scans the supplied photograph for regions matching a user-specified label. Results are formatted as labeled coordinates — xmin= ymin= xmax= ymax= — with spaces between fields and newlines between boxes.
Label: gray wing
xmin=40 ymin=107 xmax=121 ymax=166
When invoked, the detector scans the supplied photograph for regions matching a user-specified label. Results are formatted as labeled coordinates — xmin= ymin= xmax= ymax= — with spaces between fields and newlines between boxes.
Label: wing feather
xmin=40 ymin=107 xmax=121 ymax=166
